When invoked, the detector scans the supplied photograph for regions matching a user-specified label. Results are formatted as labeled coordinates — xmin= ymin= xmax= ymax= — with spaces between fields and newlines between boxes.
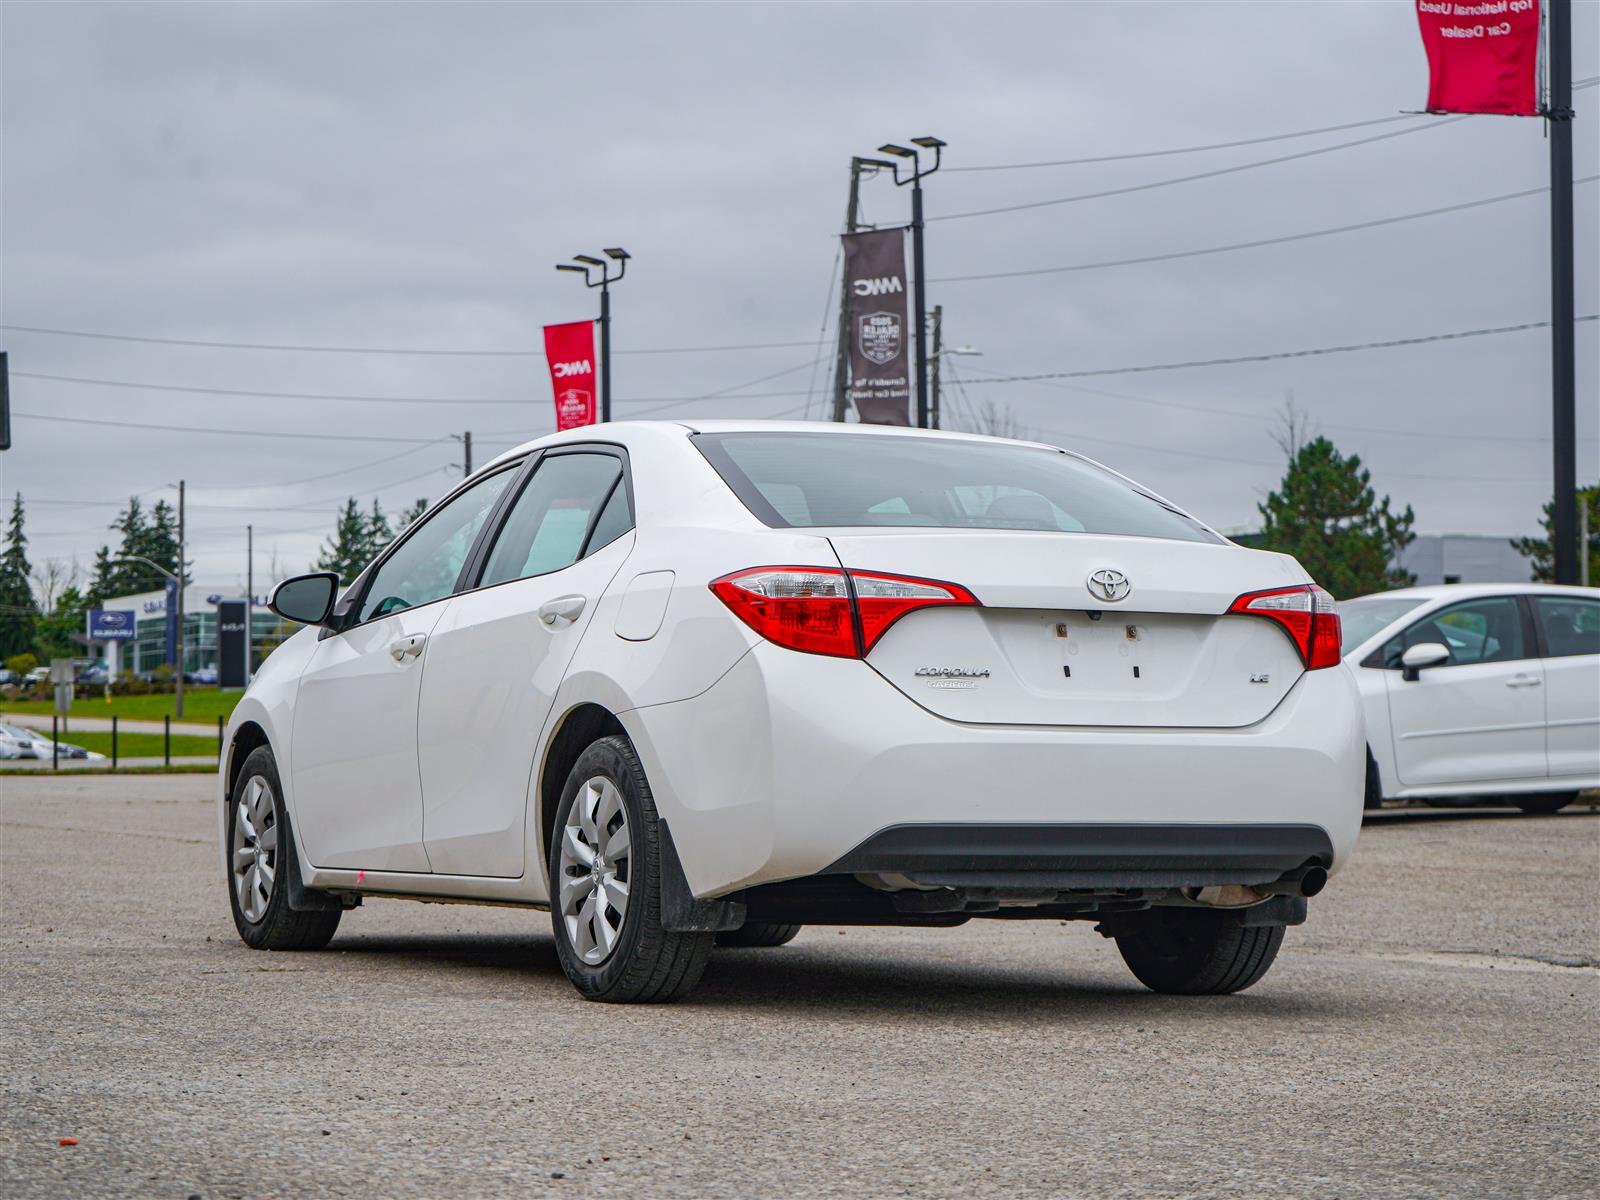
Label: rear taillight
xmin=710 ymin=566 xmax=978 ymax=658
xmin=1228 ymin=585 xmax=1341 ymax=670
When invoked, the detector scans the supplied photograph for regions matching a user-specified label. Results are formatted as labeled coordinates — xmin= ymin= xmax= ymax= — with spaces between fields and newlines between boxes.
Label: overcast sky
xmin=3 ymin=0 xmax=1596 ymax=593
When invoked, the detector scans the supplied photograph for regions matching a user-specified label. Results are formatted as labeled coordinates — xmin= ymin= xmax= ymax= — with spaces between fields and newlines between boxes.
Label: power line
xmin=953 ymin=317 xmax=1598 ymax=384
xmin=186 ymin=438 xmax=452 ymax=492
xmin=946 ymin=76 xmax=1599 ymax=174
xmin=929 ymin=117 xmax=1473 ymax=223
xmin=0 ymin=324 xmax=816 ymax=358
xmin=932 ymin=177 xmax=1600 ymax=283
xmin=11 ymin=412 xmax=439 ymax=443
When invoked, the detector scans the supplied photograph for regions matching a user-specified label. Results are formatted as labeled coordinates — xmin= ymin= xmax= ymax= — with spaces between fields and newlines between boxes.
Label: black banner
xmin=217 ymin=599 xmax=248 ymax=689
xmin=843 ymin=228 xmax=911 ymax=426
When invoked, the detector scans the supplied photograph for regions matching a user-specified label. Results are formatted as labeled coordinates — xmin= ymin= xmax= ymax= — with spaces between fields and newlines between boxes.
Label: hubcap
xmin=231 ymin=775 xmax=278 ymax=923
xmin=558 ymin=775 xmax=632 ymax=965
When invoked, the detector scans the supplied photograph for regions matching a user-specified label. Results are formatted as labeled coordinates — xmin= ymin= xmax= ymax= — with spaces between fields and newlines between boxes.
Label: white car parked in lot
xmin=222 ymin=421 xmax=1364 ymax=1002
xmin=1341 ymin=583 xmax=1600 ymax=813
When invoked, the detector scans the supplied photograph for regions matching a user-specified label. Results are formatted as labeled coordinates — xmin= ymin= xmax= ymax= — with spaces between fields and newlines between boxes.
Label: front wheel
xmin=1515 ymin=792 xmax=1578 ymax=815
xmin=1111 ymin=907 xmax=1284 ymax=995
xmin=549 ymin=736 xmax=713 ymax=1003
xmin=227 ymin=746 xmax=341 ymax=951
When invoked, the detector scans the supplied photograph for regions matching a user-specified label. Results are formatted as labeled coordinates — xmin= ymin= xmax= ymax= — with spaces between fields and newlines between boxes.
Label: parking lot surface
xmin=2 ymin=774 xmax=1596 ymax=1199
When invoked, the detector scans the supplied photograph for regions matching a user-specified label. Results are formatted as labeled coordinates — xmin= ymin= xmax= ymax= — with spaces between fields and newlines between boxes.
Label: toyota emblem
xmin=1086 ymin=568 xmax=1131 ymax=603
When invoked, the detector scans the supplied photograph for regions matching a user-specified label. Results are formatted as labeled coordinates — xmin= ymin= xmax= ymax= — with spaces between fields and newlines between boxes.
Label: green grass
xmin=0 ymin=689 xmax=241 ymax=724
xmin=0 ymin=763 xmax=218 ymax=777
xmin=57 ymin=731 xmax=220 ymax=759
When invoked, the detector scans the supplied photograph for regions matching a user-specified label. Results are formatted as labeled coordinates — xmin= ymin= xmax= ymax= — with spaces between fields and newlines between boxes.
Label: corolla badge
xmin=914 ymin=667 xmax=991 ymax=678
xmin=1086 ymin=568 xmax=1131 ymax=603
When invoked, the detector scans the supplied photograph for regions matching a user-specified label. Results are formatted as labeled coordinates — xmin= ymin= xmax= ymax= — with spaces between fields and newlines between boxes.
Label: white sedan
xmin=1341 ymin=583 xmax=1600 ymax=813
xmin=222 ymin=421 xmax=1364 ymax=1002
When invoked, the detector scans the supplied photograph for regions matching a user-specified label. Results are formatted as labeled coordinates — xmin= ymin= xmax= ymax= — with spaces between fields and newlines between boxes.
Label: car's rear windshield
xmin=1338 ymin=596 xmax=1427 ymax=654
xmin=693 ymin=432 xmax=1222 ymax=544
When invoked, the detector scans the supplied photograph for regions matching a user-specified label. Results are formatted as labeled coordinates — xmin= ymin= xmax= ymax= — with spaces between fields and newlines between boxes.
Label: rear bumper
xmin=623 ymin=644 xmax=1365 ymax=899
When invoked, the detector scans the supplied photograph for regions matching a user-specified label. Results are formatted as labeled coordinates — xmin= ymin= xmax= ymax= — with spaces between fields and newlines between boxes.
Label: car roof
xmin=481 ymin=418 xmax=1069 ymax=472
xmin=1344 ymin=583 xmax=1600 ymax=603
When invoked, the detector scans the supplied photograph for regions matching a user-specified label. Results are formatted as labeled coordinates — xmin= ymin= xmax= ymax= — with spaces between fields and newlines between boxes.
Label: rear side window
xmin=693 ymin=432 xmax=1220 ymax=544
xmin=1533 ymin=596 xmax=1600 ymax=658
xmin=479 ymin=452 xmax=626 ymax=587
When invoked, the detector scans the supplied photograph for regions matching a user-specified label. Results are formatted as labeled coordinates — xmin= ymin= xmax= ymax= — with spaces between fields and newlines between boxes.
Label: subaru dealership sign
xmin=87 ymin=609 xmax=137 ymax=641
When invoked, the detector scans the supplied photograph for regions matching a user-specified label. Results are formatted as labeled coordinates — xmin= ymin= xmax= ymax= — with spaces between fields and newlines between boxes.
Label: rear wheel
xmin=549 ymin=736 xmax=713 ymax=1003
xmin=227 ymin=746 xmax=341 ymax=951
xmin=716 ymin=922 xmax=802 ymax=948
xmin=1515 ymin=792 xmax=1577 ymax=815
xmin=1111 ymin=907 xmax=1283 ymax=995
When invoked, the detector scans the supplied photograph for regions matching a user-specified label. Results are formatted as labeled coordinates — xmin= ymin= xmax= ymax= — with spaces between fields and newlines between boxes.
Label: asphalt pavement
xmin=2 ymin=774 xmax=1595 ymax=1199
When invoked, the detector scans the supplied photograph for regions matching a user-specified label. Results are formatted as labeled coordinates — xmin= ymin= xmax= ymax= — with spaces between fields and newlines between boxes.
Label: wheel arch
xmin=537 ymin=701 xmax=628 ymax=885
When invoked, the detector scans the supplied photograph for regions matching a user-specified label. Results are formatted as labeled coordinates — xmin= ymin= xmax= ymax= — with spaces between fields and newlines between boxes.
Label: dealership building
xmin=87 ymin=586 xmax=287 ymax=678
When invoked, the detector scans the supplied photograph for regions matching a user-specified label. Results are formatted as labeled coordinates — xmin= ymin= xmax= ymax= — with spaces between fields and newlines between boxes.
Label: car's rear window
xmin=693 ymin=432 xmax=1222 ymax=544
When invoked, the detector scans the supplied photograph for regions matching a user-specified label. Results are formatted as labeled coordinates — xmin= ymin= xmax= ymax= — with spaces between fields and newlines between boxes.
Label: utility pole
xmin=246 ymin=523 xmax=254 ymax=681
xmin=175 ymin=479 xmax=185 ymax=720
xmin=929 ymin=304 xmax=943 ymax=430
xmin=1579 ymin=491 xmax=1591 ymax=585
xmin=831 ymin=157 xmax=866 ymax=422
xmin=463 ymin=430 xmax=472 ymax=477
xmin=1548 ymin=0 xmax=1578 ymax=585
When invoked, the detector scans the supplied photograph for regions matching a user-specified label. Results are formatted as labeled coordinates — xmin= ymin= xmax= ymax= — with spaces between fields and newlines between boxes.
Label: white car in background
xmin=222 ymin=421 xmax=1364 ymax=1002
xmin=1341 ymin=584 xmax=1600 ymax=813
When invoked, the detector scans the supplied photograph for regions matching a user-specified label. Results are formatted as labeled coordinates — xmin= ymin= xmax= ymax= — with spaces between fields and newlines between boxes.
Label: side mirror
xmin=269 ymin=573 xmax=340 ymax=627
xmin=1400 ymin=641 xmax=1450 ymax=682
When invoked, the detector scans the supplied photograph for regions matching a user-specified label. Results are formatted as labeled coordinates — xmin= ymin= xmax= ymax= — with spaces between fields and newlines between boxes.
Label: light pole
xmin=112 ymin=554 xmax=184 ymax=718
xmin=875 ymin=137 xmax=945 ymax=428
xmin=555 ymin=248 xmax=630 ymax=423
xmin=1547 ymin=0 xmax=1577 ymax=584
xmin=928 ymin=305 xmax=981 ymax=431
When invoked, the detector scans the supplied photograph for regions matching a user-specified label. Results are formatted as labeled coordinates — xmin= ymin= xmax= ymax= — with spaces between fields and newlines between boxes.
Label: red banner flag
xmin=1416 ymin=0 xmax=1542 ymax=116
xmin=542 ymin=320 xmax=598 ymax=430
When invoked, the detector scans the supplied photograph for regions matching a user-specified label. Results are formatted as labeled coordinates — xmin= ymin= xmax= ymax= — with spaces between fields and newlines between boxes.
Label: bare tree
xmin=31 ymin=557 xmax=81 ymax=612
xmin=969 ymin=399 xmax=1029 ymax=441
xmin=1271 ymin=391 xmax=1315 ymax=459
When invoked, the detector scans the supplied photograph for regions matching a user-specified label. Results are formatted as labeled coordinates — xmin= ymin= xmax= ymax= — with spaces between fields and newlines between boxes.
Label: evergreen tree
xmin=34 ymin=584 xmax=88 ymax=663
xmin=0 ymin=494 xmax=39 ymax=660
xmin=1256 ymin=436 xmax=1416 ymax=599
xmin=1510 ymin=484 xmax=1600 ymax=586
xmin=366 ymin=499 xmax=393 ymax=559
xmin=316 ymin=499 xmax=372 ymax=584
xmin=398 ymin=498 xmax=429 ymax=529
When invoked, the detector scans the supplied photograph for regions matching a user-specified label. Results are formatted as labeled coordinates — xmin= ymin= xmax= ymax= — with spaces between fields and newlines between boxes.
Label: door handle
xmin=388 ymin=633 xmax=427 ymax=661
xmin=539 ymin=594 xmax=587 ymax=627
xmin=1505 ymin=675 xmax=1541 ymax=688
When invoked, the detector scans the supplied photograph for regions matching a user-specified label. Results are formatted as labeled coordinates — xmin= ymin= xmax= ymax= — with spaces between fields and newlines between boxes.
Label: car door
xmin=290 ymin=463 xmax=520 ymax=872
xmin=416 ymin=448 xmax=635 ymax=877
xmin=1381 ymin=595 xmax=1546 ymax=788
xmin=1530 ymin=593 xmax=1600 ymax=781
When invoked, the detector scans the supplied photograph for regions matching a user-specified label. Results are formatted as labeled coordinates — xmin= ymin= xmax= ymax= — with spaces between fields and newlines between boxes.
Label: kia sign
xmin=87 ymin=609 xmax=137 ymax=641
xmin=543 ymin=321 xmax=597 ymax=430
xmin=842 ymin=228 xmax=912 ymax=426
xmin=1416 ymin=0 xmax=1541 ymax=115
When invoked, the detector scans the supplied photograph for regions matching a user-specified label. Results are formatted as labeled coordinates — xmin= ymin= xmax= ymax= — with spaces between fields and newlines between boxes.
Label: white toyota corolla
xmin=221 ymin=421 xmax=1364 ymax=1002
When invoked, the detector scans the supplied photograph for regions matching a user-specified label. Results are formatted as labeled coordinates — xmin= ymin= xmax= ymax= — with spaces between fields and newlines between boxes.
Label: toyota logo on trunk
xmin=1087 ymin=569 xmax=1131 ymax=602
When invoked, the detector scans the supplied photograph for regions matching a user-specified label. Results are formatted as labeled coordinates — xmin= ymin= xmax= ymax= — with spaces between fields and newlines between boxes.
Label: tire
xmin=548 ymin=735 xmax=713 ymax=1003
xmin=1363 ymin=752 xmax=1384 ymax=810
xmin=1112 ymin=907 xmax=1284 ymax=995
xmin=716 ymin=922 xmax=802 ymax=948
xmin=1515 ymin=792 xmax=1577 ymax=815
xmin=227 ymin=746 xmax=341 ymax=951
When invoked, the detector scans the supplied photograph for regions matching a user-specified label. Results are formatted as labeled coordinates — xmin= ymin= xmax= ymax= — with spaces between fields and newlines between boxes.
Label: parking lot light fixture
xmin=554 ymin=248 xmax=631 ymax=422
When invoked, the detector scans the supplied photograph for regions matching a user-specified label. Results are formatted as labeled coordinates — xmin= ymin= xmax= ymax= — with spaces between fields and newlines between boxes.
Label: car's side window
xmin=1533 ymin=596 xmax=1600 ymax=658
xmin=1379 ymin=596 xmax=1526 ymax=669
xmin=354 ymin=466 xmax=517 ymax=623
xmin=478 ymin=453 xmax=628 ymax=588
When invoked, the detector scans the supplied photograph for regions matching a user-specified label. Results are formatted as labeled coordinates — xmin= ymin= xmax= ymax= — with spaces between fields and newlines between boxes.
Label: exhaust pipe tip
xmin=1299 ymin=866 xmax=1328 ymax=898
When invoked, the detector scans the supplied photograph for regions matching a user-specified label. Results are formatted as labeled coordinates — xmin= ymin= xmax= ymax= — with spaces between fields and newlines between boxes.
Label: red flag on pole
xmin=1415 ymin=0 xmax=1542 ymax=116
xmin=542 ymin=321 xmax=598 ymax=431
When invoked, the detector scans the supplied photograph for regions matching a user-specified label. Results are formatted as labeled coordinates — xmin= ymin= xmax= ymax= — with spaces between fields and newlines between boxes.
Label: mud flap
xmin=659 ymin=821 xmax=745 ymax=933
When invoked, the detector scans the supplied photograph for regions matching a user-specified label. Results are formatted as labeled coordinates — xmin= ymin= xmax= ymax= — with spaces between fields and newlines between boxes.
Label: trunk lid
xmin=825 ymin=530 xmax=1311 ymax=728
